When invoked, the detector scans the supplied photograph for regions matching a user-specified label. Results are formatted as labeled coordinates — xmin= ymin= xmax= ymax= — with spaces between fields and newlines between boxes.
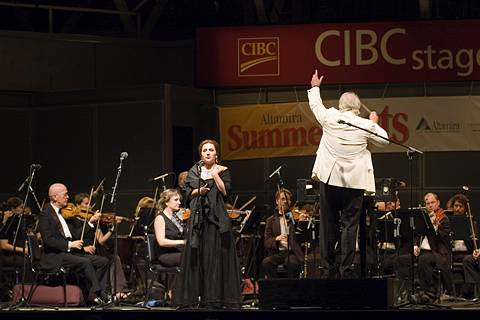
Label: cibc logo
xmin=238 ymin=37 xmax=280 ymax=77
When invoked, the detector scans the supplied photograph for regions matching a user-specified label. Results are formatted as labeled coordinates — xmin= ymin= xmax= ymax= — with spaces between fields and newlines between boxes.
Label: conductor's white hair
xmin=339 ymin=92 xmax=361 ymax=115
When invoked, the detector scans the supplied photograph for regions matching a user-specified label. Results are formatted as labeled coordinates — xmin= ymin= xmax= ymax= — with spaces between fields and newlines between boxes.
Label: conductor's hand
xmin=369 ymin=111 xmax=379 ymax=124
xmin=276 ymin=234 xmax=288 ymax=242
xmin=71 ymin=240 xmax=84 ymax=250
xmin=83 ymin=245 xmax=96 ymax=255
xmin=311 ymin=69 xmax=324 ymax=88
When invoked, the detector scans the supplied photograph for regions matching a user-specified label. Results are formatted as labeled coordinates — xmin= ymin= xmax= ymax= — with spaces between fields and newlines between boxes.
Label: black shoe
xmin=91 ymin=297 xmax=106 ymax=306
xmin=410 ymin=292 xmax=433 ymax=304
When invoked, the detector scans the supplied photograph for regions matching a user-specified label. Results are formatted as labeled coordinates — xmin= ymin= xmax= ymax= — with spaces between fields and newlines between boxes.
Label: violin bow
xmin=232 ymin=195 xmax=239 ymax=209
xmin=80 ymin=186 xmax=95 ymax=242
xmin=93 ymin=194 xmax=106 ymax=248
xmin=238 ymin=196 xmax=256 ymax=211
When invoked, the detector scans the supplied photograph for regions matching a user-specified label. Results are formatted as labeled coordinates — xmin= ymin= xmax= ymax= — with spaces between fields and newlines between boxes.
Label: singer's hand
xmin=211 ymin=164 xmax=227 ymax=176
xmin=276 ymin=234 xmax=288 ymax=242
xmin=311 ymin=69 xmax=324 ymax=87
xmin=192 ymin=186 xmax=210 ymax=196
xmin=369 ymin=111 xmax=379 ymax=123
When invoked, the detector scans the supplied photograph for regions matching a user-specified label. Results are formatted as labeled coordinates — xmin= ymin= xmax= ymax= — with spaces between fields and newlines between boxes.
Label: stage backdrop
xmin=219 ymin=96 xmax=480 ymax=160
xmin=197 ymin=20 xmax=480 ymax=87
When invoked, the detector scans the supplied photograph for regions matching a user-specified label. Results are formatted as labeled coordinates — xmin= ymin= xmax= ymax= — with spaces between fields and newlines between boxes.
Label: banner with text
xmin=219 ymin=96 xmax=480 ymax=160
xmin=197 ymin=20 xmax=480 ymax=87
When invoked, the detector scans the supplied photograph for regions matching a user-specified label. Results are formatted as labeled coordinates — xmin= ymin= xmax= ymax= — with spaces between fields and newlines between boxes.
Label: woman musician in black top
xmin=153 ymin=188 xmax=186 ymax=267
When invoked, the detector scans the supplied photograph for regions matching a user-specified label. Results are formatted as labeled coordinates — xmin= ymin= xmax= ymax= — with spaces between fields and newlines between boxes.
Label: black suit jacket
xmin=414 ymin=210 xmax=452 ymax=256
xmin=38 ymin=204 xmax=75 ymax=271
xmin=263 ymin=213 xmax=303 ymax=262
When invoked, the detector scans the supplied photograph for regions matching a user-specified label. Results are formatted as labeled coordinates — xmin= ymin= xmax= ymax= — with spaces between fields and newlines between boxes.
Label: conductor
xmin=308 ymin=70 xmax=389 ymax=278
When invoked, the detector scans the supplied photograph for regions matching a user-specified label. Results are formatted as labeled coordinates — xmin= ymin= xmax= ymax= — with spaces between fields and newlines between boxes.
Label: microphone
xmin=148 ymin=172 xmax=172 ymax=182
xmin=196 ymin=160 xmax=205 ymax=167
xmin=120 ymin=152 xmax=128 ymax=161
xmin=337 ymin=119 xmax=346 ymax=124
xmin=31 ymin=164 xmax=42 ymax=170
xmin=267 ymin=164 xmax=285 ymax=180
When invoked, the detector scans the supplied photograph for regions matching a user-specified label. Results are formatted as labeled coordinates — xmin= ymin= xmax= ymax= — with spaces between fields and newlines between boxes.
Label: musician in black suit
xmin=262 ymin=188 xmax=303 ymax=278
xmin=38 ymin=183 xmax=109 ymax=305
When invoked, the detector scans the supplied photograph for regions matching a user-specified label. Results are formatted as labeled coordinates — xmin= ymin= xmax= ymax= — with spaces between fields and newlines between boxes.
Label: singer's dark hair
xmin=6 ymin=197 xmax=22 ymax=210
xmin=198 ymin=139 xmax=221 ymax=163
xmin=74 ymin=193 xmax=90 ymax=205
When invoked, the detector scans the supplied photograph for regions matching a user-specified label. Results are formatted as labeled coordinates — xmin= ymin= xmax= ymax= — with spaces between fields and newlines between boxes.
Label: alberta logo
xmin=416 ymin=117 xmax=461 ymax=132
xmin=238 ymin=37 xmax=279 ymax=77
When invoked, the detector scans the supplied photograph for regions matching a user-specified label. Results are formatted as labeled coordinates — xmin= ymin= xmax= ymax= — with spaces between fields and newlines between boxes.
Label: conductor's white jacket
xmin=307 ymin=86 xmax=389 ymax=193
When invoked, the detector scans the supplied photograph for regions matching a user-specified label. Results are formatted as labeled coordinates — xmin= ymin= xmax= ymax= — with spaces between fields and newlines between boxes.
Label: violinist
xmin=262 ymin=188 xmax=303 ymax=279
xmin=72 ymin=193 xmax=131 ymax=300
xmin=395 ymin=192 xmax=454 ymax=303
xmin=38 ymin=183 xmax=109 ymax=306
xmin=0 ymin=197 xmax=33 ymax=283
xmin=450 ymin=193 xmax=480 ymax=299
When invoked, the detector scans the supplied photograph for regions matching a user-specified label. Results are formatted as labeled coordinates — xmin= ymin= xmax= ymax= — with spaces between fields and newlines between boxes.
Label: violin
xmin=61 ymin=203 xmax=95 ymax=220
xmin=227 ymin=209 xmax=248 ymax=220
xmin=61 ymin=203 xmax=133 ymax=224
xmin=179 ymin=208 xmax=191 ymax=221
xmin=290 ymin=207 xmax=310 ymax=221
xmin=100 ymin=213 xmax=134 ymax=224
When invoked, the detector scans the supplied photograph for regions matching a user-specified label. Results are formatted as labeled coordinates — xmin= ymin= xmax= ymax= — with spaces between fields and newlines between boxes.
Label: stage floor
xmin=2 ymin=298 xmax=480 ymax=320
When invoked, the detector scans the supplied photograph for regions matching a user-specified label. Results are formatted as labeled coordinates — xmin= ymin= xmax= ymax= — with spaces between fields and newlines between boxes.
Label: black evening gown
xmin=173 ymin=166 xmax=241 ymax=308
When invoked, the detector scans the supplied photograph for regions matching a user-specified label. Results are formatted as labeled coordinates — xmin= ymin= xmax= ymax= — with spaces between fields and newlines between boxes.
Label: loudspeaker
xmin=258 ymin=278 xmax=396 ymax=309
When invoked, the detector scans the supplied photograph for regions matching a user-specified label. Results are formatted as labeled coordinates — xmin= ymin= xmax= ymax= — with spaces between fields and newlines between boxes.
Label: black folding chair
xmin=144 ymin=233 xmax=180 ymax=305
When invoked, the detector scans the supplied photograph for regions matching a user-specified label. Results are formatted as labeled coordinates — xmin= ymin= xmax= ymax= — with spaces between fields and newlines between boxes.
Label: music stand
xmin=295 ymin=220 xmax=318 ymax=278
xmin=395 ymin=208 xmax=436 ymax=239
xmin=449 ymin=215 xmax=471 ymax=241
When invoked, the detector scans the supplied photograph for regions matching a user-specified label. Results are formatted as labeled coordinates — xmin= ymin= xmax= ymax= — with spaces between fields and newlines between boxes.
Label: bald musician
xmin=38 ymin=183 xmax=109 ymax=305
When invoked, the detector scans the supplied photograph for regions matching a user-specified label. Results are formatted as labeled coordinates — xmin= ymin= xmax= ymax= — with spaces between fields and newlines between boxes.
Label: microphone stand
xmin=276 ymin=171 xmax=294 ymax=278
xmin=9 ymin=164 xmax=39 ymax=309
xmin=105 ymin=155 xmax=126 ymax=307
xmin=340 ymin=119 xmax=423 ymax=296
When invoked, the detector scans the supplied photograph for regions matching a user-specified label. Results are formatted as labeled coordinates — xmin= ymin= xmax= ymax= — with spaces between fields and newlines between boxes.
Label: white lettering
xmin=315 ymin=30 xmax=340 ymax=67
xmin=356 ymin=30 xmax=378 ymax=65
xmin=456 ymin=49 xmax=473 ymax=76
xmin=380 ymin=28 xmax=406 ymax=65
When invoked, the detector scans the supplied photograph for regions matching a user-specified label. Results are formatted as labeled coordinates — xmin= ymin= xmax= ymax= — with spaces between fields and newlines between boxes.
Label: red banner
xmin=196 ymin=20 xmax=480 ymax=87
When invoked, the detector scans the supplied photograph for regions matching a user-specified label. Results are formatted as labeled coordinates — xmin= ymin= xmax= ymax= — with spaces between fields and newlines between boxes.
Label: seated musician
xmin=447 ymin=194 xmax=472 ymax=263
xmin=0 ymin=197 xmax=32 ymax=281
xmin=38 ymin=183 xmax=109 ymax=306
xmin=153 ymin=189 xmax=186 ymax=266
xmin=374 ymin=197 xmax=404 ymax=276
xmin=395 ymin=192 xmax=454 ymax=303
xmin=446 ymin=193 xmax=480 ymax=298
xmin=262 ymin=188 xmax=303 ymax=278
xmin=73 ymin=193 xmax=131 ymax=301
xmin=153 ymin=189 xmax=186 ymax=300
xmin=131 ymin=197 xmax=156 ymax=236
